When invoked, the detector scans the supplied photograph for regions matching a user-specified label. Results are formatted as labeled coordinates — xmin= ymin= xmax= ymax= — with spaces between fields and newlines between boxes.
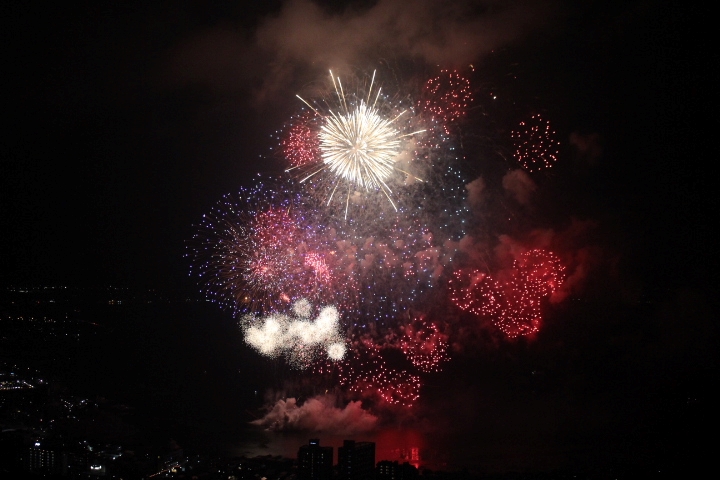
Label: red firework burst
xmin=511 ymin=113 xmax=560 ymax=172
xmin=449 ymin=249 xmax=566 ymax=338
xmin=304 ymin=252 xmax=331 ymax=284
xmin=244 ymin=208 xmax=349 ymax=308
xmin=246 ymin=208 xmax=301 ymax=293
xmin=419 ymin=70 xmax=473 ymax=134
xmin=281 ymin=111 xmax=321 ymax=168
xmin=399 ymin=317 xmax=449 ymax=372
xmin=315 ymin=340 xmax=421 ymax=407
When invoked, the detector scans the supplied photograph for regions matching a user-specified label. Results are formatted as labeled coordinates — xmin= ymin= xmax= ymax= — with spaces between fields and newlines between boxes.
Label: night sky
xmin=2 ymin=0 xmax=717 ymax=475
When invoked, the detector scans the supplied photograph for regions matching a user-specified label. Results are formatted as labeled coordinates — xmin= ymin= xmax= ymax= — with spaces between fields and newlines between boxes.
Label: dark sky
xmin=3 ymin=1 xmax=714 ymax=291
xmin=2 ymin=1 xmax=717 ymax=474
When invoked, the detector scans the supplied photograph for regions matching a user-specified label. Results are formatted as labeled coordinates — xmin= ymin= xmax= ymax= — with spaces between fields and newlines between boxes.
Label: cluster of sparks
xmin=511 ymin=113 xmax=560 ymax=172
xmin=291 ymin=71 xmax=426 ymax=216
xmin=449 ymin=249 xmax=566 ymax=338
xmin=419 ymin=70 xmax=473 ymax=135
xmin=242 ymin=299 xmax=346 ymax=369
xmin=190 ymin=67 xmax=569 ymax=409
xmin=281 ymin=111 xmax=320 ymax=168
xmin=399 ymin=317 xmax=450 ymax=372
xmin=313 ymin=341 xmax=421 ymax=407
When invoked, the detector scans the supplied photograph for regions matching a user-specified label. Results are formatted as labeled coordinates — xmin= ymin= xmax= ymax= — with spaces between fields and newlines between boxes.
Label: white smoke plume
xmin=163 ymin=0 xmax=559 ymax=99
xmin=251 ymin=395 xmax=378 ymax=434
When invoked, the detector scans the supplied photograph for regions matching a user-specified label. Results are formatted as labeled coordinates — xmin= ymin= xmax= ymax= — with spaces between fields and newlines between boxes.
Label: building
xmin=338 ymin=440 xmax=375 ymax=480
xmin=298 ymin=439 xmax=333 ymax=480
xmin=26 ymin=439 xmax=62 ymax=475
xmin=376 ymin=460 xmax=419 ymax=480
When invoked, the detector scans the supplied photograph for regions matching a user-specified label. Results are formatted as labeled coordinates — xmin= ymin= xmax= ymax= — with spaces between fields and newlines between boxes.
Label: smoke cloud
xmin=569 ymin=132 xmax=603 ymax=164
xmin=258 ymin=0 xmax=555 ymax=66
xmin=252 ymin=395 xmax=378 ymax=434
xmin=163 ymin=0 xmax=559 ymax=99
xmin=465 ymin=177 xmax=486 ymax=208
xmin=502 ymin=169 xmax=536 ymax=205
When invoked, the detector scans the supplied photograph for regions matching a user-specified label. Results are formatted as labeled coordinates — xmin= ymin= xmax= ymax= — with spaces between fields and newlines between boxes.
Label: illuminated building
xmin=298 ymin=439 xmax=333 ymax=480
xmin=27 ymin=440 xmax=60 ymax=474
xmin=338 ymin=440 xmax=375 ymax=480
xmin=376 ymin=461 xmax=419 ymax=480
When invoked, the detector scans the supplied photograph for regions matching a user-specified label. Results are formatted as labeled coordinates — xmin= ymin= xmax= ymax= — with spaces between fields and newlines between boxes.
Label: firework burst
xmin=418 ymin=69 xmax=473 ymax=135
xmin=281 ymin=110 xmax=321 ymax=169
xmin=242 ymin=299 xmax=347 ymax=369
xmin=511 ymin=113 xmax=560 ymax=172
xmin=288 ymin=70 xmax=428 ymax=218
xmin=188 ymin=65 xmax=578 ymax=409
xmin=449 ymin=249 xmax=566 ymax=338
xmin=187 ymin=179 xmax=353 ymax=314
xmin=399 ymin=316 xmax=450 ymax=373
xmin=330 ymin=340 xmax=422 ymax=407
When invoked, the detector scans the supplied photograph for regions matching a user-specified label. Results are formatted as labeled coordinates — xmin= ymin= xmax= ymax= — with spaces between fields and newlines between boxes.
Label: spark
xmin=511 ymin=113 xmax=560 ymax=172
xmin=315 ymin=340 xmax=421 ymax=407
xmin=400 ymin=317 xmax=450 ymax=372
xmin=281 ymin=111 xmax=321 ymax=168
xmin=419 ymin=69 xmax=473 ymax=135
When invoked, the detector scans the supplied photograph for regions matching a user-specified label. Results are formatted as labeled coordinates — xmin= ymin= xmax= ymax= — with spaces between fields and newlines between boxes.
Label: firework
xmin=344 ymin=217 xmax=441 ymax=329
xmin=277 ymin=69 xmax=469 ymax=243
xmin=449 ymin=249 xmax=566 ymax=338
xmin=187 ymin=179 xmax=351 ymax=314
xmin=514 ymin=248 xmax=566 ymax=297
xmin=304 ymin=252 xmax=332 ymax=284
xmin=242 ymin=299 xmax=347 ymax=369
xmin=511 ymin=113 xmax=560 ymax=172
xmin=342 ymin=342 xmax=422 ymax=407
xmin=191 ymin=67 xmax=484 ymax=407
xmin=289 ymin=70 xmax=428 ymax=218
xmin=399 ymin=317 xmax=450 ymax=372
xmin=281 ymin=110 xmax=321 ymax=169
xmin=418 ymin=69 xmax=473 ymax=135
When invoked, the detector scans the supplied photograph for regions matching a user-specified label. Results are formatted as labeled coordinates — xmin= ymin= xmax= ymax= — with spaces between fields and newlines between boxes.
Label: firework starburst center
xmin=320 ymin=102 xmax=401 ymax=191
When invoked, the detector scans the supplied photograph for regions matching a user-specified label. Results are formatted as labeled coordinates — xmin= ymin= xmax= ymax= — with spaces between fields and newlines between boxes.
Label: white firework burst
xmin=242 ymin=299 xmax=346 ymax=368
xmin=294 ymin=70 xmax=425 ymax=217
xmin=320 ymin=102 xmax=401 ymax=191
